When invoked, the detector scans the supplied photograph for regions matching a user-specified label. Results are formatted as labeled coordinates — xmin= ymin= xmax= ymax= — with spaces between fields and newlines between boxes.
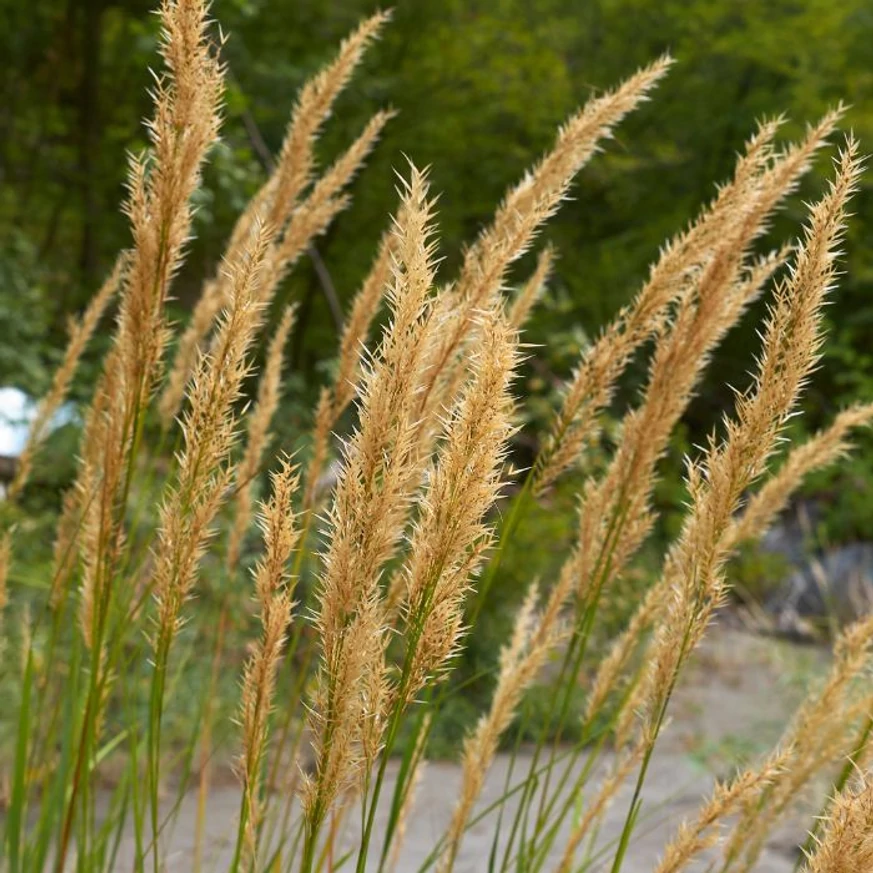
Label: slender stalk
xmin=194 ymin=605 xmax=228 ymax=873
xmin=468 ymin=475 xmax=534 ymax=626
xmin=607 ymin=629 xmax=691 ymax=873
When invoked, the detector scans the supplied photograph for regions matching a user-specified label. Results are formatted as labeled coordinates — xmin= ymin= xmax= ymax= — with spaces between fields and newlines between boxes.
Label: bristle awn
xmin=721 ymin=612 xmax=873 ymax=873
xmin=797 ymin=772 xmax=873 ymax=873
xmin=354 ymin=307 xmax=519 ymax=873
xmin=413 ymin=57 xmax=673 ymax=448
xmin=791 ymin=711 xmax=873 ymax=873
xmin=726 ymin=402 xmax=873 ymax=550
xmin=507 ymin=244 xmax=555 ymax=331
xmin=302 ymin=220 xmax=398 ymax=513
xmin=470 ymin=112 xmax=820 ymax=624
xmin=651 ymin=747 xmax=791 ymax=873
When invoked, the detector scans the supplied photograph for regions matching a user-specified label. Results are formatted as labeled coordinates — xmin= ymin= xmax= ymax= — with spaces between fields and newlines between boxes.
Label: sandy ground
xmin=116 ymin=627 xmax=827 ymax=872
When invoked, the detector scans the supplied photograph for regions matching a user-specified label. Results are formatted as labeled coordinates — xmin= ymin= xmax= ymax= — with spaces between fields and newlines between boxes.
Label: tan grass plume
xmin=302 ymin=165 xmax=440 ymax=839
xmin=507 ymin=245 xmax=555 ymax=331
xmin=227 ymin=305 xmax=296 ymax=573
xmin=635 ymin=141 xmax=862 ymax=761
xmin=303 ymin=223 xmax=397 ymax=510
xmin=653 ymin=747 xmax=791 ymax=873
xmin=414 ymin=57 xmax=672 ymax=442
xmin=801 ymin=772 xmax=873 ymax=873
xmin=8 ymin=253 xmax=126 ymax=500
xmin=160 ymin=12 xmax=390 ymax=426
xmin=399 ymin=308 xmax=519 ymax=702
xmin=236 ymin=458 xmax=300 ymax=865
xmin=152 ymin=223 xmax=271 ymax=646
xmin=727 ymin=402 xmax=873 ymax=550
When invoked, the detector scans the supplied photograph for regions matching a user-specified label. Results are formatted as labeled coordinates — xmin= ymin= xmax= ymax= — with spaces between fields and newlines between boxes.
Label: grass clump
xmin=2 ymin=3 xmax=873 ymax=873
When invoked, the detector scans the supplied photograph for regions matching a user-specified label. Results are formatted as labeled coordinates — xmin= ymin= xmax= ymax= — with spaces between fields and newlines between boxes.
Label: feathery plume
xmin=636 ymin=141 xmax=862 ymax=757
xmin=727 ymin=402 xmax=873 ymax=550
xmin=460 ymin=57 xmax=673 ymax=311
xmin=304 ymin=221 xmax=398 ymax=510
xmin=335 ymin=227 xmax=398 ymax=412
xmin=227 ymin=306 xmax=297 ymax=573
xmin=303 ymin=165 xmax=440 ymax=840
xmin=159 ymin=276 xmax=225 ymax=427
xmin=353 ymin=306 xmax=519 ymax=873
xmin=542 ymin=121 xmax=844 ymax=642
xmin=153 ymin=223 xmax=271 ymax=645
xmin=74 ymin=0 xmax=224 ymax=649
xmin=612 ymin=400 xmax=872 ymax=750
xmin=9 ymin=254 xmax=126 ymax=500
xmin=507 ymin=245 xmax=555 ymax=331
xmin=50 ymin=487 xmax=83 ymax=609
xmin=76 ymin=363 xmax=126 ymax=648
xmin=535 ymin=110 xmax=839 ymax=495
xmin=160 ymin=13 xmax=391 ymax=426
xmin=801 ymin=773 xmax=873 ymax=873
xmin=117 ymin=0 xmax=223 ymax=419
xmin=50 ymin=14 xmax=225 ymax=861
xmin=608 ymin=355 xmax=870 ymax=748
xmin=236 ymin=459 xmax=300 ymax=865
xmin=575 ymin=249 xmax=793 ymax=738
xmin=258 ymin=109 xmax=395 ymax=304
xmin=160 ymin=110 xmax=392 ymax=427
xmin=141 ymin=223 xmax=272 ymax=873
xmin=584 ymin=578 xmax=662 ymax=730
xmin=400 ymin=309 xmax=519 ymax=700
xmin=579 ymin=143 xmax=863 ymax=873
xmin=415 ymin=57 xmax=673 ymax=438
xmin=724 ymin=612 xmax=873 ymax=872
xmin=653 ymin=747 xmax=790 ymax=873
xmin=266 ymin=10 xmax=391 ymax=229
xmin=159 ymin=181 xmax=278 ymax=428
